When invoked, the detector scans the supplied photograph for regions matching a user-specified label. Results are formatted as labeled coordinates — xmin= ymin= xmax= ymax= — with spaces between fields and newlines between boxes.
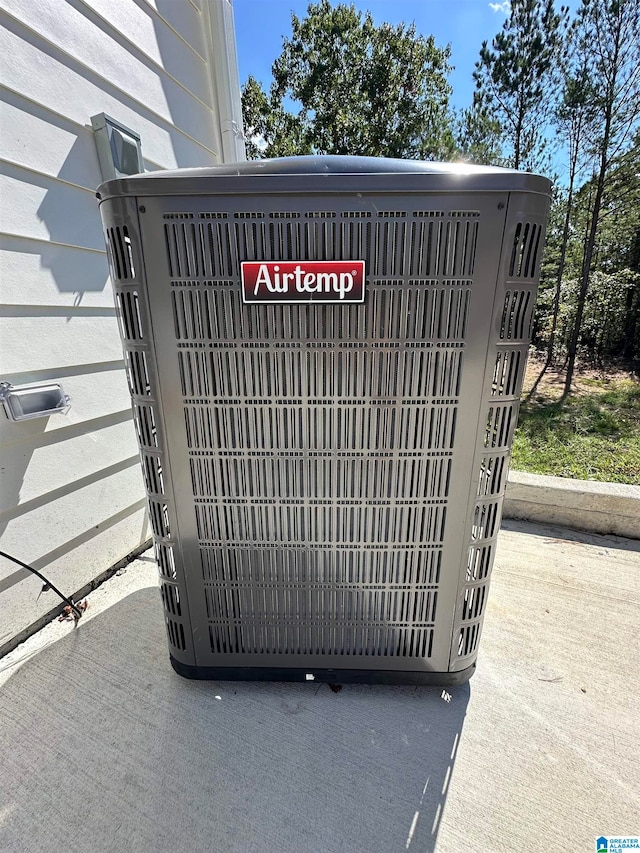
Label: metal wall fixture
xmin=91 ymin=113 xmax=144 ymax=182
xmin=0 ymin=381 xmax=71 ymax=422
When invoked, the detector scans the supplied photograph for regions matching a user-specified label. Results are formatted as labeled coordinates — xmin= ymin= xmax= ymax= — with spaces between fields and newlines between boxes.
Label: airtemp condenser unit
xmin=97 ymin=156 xmax=551 ymax=684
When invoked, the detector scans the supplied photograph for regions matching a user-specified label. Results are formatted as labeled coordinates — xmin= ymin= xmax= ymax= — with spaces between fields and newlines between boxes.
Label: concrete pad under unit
xmin=0 ymin=520 xmax=638 ymax=853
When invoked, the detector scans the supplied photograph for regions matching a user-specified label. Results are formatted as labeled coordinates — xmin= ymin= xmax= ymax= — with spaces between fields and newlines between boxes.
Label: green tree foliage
xmin=541 ymin=19 xmax=599 ymax=363
xmin=241 ymin=75 xmax=309 ymax=159
xmin=535 ymin=137 xmax=640 ymax=367
xmin=473 ymin=0 xmax=568 ymax=171
xmin=455 ymin=102 xmax=503 ymax=165
xmin=239 ymin=0 xmax=640 ymax=373
xmin=241 ymin=0 xmax=455 ymax=160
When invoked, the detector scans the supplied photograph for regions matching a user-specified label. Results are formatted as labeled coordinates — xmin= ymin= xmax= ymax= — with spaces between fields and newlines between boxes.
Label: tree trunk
xmin=622 ymin=227 xmax=640 ymax=364
xmin=622 ymin=281 xmax=640 ymax=365
xmin=513 ymin=104 xmax=524 ymax=170
xmin=547 ymin=176 xmax=575 ymax=364
xmin=563 ymin=158 xmax=608 ymax=395
xmin=563 ymin=4 xmax=622 ymax=396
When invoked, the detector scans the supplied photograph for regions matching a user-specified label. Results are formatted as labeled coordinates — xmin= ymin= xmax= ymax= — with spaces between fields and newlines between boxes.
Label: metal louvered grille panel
xmin=103 ymin=181 xmax=549 ymax=678
xmin=104 ymin=215 xmax=192 ymax=662
xmin=161 ymin=207 xmax=477 ymax=664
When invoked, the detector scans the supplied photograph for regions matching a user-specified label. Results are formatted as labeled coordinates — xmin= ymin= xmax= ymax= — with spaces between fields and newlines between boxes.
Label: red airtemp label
xmin=241 ymin=261 xmax=366 ymax=304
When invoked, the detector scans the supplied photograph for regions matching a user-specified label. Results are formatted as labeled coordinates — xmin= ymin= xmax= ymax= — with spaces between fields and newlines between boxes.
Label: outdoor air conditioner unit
xmin=97 ymin=156 xmax=551 ymax=684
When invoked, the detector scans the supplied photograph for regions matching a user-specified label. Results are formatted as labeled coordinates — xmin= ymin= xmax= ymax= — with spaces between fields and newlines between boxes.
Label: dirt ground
xmin=522 ymin=352 xmax=637 ymax=402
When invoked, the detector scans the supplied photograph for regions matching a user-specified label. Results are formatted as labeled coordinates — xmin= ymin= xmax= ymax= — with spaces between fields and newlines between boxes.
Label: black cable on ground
xmin=0 ymin=550 xmax=84 ymax=620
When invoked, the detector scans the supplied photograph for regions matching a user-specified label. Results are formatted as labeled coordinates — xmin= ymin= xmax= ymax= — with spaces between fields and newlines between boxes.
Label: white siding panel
xmin=2 ymin=420 xmax=138 ymax=509
xmin=0 ymin=238 xmax=112 ymax=308
xmin=2 ymin=2 xmax=215 ymax=143
xmin=81 ymin=0 xmax=210 ymax=92
xmin=0 ymin=314 xmax=124 ymax=373
xmin=141 ymin=0 xmax=208 ymax=59
xmin=0 ymin=495 xmax=149 ymax=650
xmin=0 ymin=462 xmax=147 ymax=572
xmin=0 ymin=22 xmax=217 ymax=167
xmin=0 ymin=507 xmax=150 ymax=651
xmin=0 ymin=0 xmax=240 ymax=654
xmin=0 ymin=164 xmax=105 ymax=250
xmin=1 ymin=92 xmax=103 ymax=190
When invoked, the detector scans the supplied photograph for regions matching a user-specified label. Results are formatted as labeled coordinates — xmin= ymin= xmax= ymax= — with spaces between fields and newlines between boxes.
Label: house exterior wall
xmin=0 ymin=0 xmax=245 ymax=655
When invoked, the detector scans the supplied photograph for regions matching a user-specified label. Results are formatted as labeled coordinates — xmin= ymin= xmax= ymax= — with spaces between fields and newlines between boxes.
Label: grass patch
xmin=512 ymin=370 xmax=640 ymax=484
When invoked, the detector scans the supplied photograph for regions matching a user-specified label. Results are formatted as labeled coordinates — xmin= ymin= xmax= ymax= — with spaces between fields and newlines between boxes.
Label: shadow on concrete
xmin=501 ymin=517 xmax=640 ymax=554
xmin=0 ymin=588 xmax=469 ymax=853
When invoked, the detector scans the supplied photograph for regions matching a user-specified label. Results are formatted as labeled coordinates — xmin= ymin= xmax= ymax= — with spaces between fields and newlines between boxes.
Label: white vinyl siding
xmin=0 ymin=0 xmax=241 ymax=652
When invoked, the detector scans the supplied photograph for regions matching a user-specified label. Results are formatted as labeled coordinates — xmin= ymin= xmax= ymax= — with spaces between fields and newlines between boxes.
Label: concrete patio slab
xmin=0 ymin=520 xmax=638 ymax=853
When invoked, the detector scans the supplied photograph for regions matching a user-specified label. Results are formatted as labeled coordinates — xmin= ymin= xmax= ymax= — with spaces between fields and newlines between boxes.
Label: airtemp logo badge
xmin=241 ymin=261 xmax=366 ymax=304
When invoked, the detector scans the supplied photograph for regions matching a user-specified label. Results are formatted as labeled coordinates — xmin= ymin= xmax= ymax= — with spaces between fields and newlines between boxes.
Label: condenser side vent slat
xmin=106 ymin=225 xmax=135 ymax=280
xmin=508 ymin=221 xmax=543 ymax=279
xmin=500 ymin=290 xmax=534 ymax=341
xmin=491 ymin=349 xmax=523 ymax=397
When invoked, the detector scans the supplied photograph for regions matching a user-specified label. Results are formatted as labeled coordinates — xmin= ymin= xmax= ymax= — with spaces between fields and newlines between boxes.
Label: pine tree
xmin=564 ymin=0 xmax=640 ymax=392
xmin=473 ymin=0 xmax=568 ymax=171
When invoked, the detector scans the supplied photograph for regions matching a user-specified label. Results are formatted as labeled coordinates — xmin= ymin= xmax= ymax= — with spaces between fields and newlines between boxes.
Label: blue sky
xmin=234 ymin=0 xmax=518 ymax=112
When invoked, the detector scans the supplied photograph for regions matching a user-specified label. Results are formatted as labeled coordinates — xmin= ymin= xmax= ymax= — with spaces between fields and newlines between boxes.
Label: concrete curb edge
xmin=504 ymin=471 xmax=640 ymax=539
